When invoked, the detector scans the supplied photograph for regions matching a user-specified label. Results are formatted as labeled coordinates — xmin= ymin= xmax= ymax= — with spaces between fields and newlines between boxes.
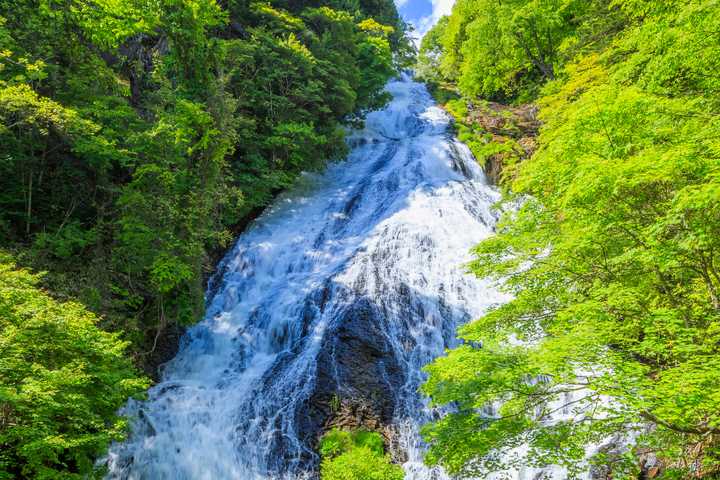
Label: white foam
xmin=103 ymin=74 xmax=563 ymax=480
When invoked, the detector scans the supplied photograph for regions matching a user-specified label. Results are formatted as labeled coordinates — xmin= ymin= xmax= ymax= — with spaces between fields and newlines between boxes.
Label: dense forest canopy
xmin=0 ymin=0 xmax=407 ymax=476
xmin=419 ymin=0 xmax=720 ymax=478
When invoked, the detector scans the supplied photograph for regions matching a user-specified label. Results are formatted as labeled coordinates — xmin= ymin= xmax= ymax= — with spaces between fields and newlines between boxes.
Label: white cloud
xmin=416 ymin=0 xmax=455 ymax=36
xmin=408 ymin=0 xmax=455 ymax=43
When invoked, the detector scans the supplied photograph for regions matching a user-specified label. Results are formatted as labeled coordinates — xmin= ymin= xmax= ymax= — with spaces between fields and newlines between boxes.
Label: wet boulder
xmin=297 ymin=297 xmax=405 ymax=456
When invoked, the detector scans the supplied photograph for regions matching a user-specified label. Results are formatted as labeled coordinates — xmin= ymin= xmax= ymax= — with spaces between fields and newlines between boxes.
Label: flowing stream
xmin=106 ymin=75 xmax=524 ymax=479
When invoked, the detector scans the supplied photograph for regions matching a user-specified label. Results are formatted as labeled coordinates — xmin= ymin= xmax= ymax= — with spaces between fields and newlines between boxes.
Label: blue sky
xmin=395 ymin=0 xmax=454 ymax=41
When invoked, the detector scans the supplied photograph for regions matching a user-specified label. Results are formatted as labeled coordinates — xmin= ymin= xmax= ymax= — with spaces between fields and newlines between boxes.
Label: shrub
xmin=319 ymin=428 xmax=403 ymax=480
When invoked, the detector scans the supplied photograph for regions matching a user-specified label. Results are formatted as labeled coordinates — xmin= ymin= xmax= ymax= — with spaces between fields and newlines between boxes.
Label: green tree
xmin=420 ymin=0 xmax=623 ymax=102
xmin=416 ymin=15 xmax=449 ymax=84
xmin=421 ymin=0 xmax=720 ymax=478
xmin=0 ymin=252 xmax=149 ymax=479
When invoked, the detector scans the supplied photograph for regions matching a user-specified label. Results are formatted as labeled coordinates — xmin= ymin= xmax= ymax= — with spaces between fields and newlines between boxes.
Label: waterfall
xmin=105 ymin=74 xmax=514 ymax=479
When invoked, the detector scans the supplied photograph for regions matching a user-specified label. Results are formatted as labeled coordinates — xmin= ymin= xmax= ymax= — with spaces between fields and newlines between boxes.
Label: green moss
xmin=351 ymin=430 xmax=385 ymax=455
xmin=319 ymin=428 xmax=403 ymax=480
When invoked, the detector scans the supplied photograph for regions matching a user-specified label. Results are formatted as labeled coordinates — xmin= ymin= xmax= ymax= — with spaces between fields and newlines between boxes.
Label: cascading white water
xmin=104 ymin=74 xmax=562 ymax=480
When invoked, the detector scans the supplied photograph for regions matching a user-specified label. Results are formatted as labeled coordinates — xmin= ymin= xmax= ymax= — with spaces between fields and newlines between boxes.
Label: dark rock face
xmin=297 ymin=297 xmax=405 ymax=453
xmin=589 ymin=438 xmax=665 ymax=480
xmin=142 ymin=322 xmax=186 ymax=382
xmin=445 ymin=99 xmax=540 ymax=185
xmin=474 ymin=102 xmax=539 ymax=186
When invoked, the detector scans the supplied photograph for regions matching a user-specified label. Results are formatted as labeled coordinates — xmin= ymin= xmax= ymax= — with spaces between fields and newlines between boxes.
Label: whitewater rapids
xmin=104 ymin=74 xmax=538 ymax=479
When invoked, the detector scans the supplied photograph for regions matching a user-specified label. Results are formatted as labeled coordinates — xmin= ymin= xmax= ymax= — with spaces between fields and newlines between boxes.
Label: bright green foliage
xmin=422 ymin=0 xmax=720 ymax=478
xmin=319 ymin=429 xmax=404 ymax=480
xmin=418 ymin=0 xmax=624 ymax=102
xmin=0 ymin=252 xmax=149 ymax=479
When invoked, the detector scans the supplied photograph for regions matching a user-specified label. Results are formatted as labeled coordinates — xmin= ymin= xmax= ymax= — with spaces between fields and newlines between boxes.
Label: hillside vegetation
xmin=419 ymin=0 xmax=720 ymax=478
xmin=0 ymin=0 xmax=407 ymax=476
